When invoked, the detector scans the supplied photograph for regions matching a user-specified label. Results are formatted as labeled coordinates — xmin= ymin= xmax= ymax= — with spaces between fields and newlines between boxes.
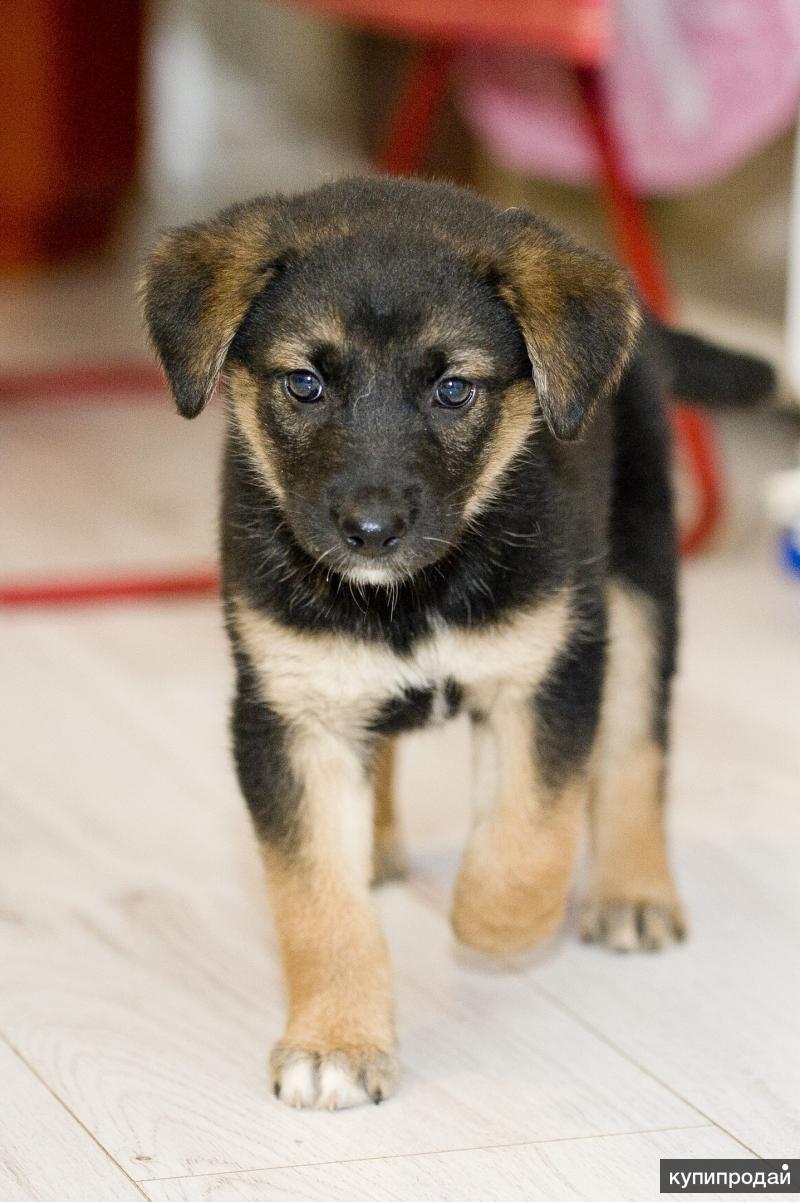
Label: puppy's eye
xmin=433 ymin=377 xmax=475 ymax=409
xmin=284 ymin=370 xmax=324 ymax=403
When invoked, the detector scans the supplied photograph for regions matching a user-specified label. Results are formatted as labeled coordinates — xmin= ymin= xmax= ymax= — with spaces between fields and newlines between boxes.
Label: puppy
xmin=141 ymin=177 xmax=767 ymax=1111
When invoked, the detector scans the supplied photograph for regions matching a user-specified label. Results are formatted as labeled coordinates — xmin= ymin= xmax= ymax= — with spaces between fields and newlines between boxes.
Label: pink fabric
xmin=458 ymin=0 xmax=800 ymax=194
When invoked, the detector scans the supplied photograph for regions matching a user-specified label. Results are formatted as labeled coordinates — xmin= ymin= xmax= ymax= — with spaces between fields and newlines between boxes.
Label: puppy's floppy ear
xmin=140 ymin=198 xmax=291 ymax=418
xmin=497 ymin=219 xmax=641 ymax=441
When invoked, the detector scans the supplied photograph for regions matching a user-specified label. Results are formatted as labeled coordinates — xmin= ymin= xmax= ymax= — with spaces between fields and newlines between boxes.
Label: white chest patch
xmin=233 ymin=590 xmax=571 ymax=733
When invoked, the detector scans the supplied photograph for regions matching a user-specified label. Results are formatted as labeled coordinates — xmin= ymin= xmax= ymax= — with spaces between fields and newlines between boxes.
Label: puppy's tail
xmin=650 ymin=321 xmax=776 ymax=408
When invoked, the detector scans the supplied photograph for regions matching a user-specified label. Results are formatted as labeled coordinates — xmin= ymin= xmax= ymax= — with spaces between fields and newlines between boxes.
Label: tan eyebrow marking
xmin=262 ymin=313 xmax=347 ymax=371
xmin=429 ymin=349 xmax=498 ymax=379
xmin=419 ymin=313 xmax=499 ymax=380
xmin=225 ymin=364 xmax=286 ymax=502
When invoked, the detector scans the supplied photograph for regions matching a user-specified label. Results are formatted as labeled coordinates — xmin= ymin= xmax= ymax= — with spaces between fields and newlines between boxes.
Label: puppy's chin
xmin=340 ymin=560 xmax=405 ymax=588
xmin=333 ymin=540 xmax=454 ymax=588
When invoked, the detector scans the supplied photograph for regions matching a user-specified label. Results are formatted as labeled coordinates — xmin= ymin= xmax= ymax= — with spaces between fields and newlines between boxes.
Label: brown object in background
xmin=0 ymin=0 xmax=144 ymax=268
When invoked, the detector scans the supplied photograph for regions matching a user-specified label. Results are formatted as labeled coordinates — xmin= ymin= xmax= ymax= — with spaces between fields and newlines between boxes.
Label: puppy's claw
xmin=581 ymin=900 xmax=686 ymax=952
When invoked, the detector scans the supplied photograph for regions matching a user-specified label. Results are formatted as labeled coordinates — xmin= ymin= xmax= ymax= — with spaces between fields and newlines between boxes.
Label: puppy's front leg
xmin=233 ymin=685 xmax=397 ymax=1110
xmin=452 ymin=688 xmax=587 ymax=957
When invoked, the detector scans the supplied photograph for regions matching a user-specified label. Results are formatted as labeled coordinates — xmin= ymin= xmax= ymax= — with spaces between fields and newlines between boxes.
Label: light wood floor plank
xmin=0 ymin=1040 xmax=144 ymax=1202
xmin=0 ymin=403 xmax=220 ymax=576
xmin=0 ymin=877 xmax=698 ymax=1181
xmin=531 ymin=834 xmax=800 ymax=1159
xmin=140 ymin=1127 xmax=749 ymax=1202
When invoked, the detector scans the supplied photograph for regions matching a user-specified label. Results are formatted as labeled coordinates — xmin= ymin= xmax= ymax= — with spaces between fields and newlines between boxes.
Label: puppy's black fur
xmin=142 ymin=177 xmax=773 ymax=1109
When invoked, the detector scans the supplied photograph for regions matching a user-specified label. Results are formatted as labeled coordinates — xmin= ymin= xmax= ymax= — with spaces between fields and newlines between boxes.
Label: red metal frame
xmin=0 ymin=45 xmax=723 ymax=607
xmin=575 ymin=67 xmax=723 ymax=556
xmin=376 ymin=43 xmax=458 ymax=176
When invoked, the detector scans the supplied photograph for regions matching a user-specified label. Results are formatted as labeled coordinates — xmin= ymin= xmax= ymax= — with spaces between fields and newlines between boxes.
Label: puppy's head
xmin=142 ymin=179 xmax=639 ymax=586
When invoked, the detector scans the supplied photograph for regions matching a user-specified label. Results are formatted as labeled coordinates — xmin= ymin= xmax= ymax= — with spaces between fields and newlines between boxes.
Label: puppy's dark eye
xmin=284 ymin=370 xmax=324 ymax=403
xmin=433 ymin=377 xmax=475 ymax=409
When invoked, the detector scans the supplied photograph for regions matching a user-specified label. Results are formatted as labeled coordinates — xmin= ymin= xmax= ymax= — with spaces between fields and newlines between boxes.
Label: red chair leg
xmin=376 ymin=43 xmax=457 ymax=176
xmin=576 ymin=67 xmax=672 ymax=322
xmin=576 ymin=66 xmax=723 ymax=555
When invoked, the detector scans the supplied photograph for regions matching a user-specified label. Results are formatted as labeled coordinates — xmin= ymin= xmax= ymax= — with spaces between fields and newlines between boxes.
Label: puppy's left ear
xmin=498 ymin=221 xmax=641 ymax=441
xmin=140 ymin=198 xmax=290 ymax=418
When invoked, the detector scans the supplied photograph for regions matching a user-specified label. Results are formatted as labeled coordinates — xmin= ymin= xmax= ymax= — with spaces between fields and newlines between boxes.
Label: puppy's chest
xmin=234 ymin=591 xmax=570 ymax=733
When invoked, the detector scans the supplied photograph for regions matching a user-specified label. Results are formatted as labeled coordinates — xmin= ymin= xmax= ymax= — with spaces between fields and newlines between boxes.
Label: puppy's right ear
xmin=140 ymin=199 xmax=290 ymax=418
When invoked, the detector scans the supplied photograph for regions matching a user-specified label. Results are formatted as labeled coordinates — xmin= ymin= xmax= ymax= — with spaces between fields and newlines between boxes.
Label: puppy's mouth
xmin=340 ymin=558 xmax=406 ymax=587
xmin=299 ymin=532 xmax=454 ymax=590
xmin=315 ymin=544 xmax=424 ymax=589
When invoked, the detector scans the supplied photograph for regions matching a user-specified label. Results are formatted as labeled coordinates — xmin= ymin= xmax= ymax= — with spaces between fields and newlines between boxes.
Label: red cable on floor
xmin=0 ymin=569 xmax=219 ymax=607
xmin=0 ymin=362 xmax=166 ymax=404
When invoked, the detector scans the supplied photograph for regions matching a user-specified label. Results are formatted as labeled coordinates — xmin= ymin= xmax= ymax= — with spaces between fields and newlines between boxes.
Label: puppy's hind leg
xmin=371 ymin=738 xmax=407 ymax=885
xmin=581 ymin=581 xmax=686 ymax=952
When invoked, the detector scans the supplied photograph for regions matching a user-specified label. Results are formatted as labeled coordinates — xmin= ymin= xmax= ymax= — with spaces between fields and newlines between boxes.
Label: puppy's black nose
xmin=334 ymin=504 xmax=408 ymax=557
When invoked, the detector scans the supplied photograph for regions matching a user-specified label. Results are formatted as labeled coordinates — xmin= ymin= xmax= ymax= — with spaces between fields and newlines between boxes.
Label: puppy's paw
xmin=580 ymin=899 xmax=687 ymax=952
xmin=451 ymin=891 xmax=564 ymax=957
xmin=451 ymin=861 xmax=569 ymax=957
xmin=271 ymin=1043 xmax=399 ymax=1110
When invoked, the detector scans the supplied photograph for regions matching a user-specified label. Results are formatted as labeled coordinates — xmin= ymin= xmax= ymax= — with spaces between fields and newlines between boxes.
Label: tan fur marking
xmin=452 ymin=692 xmax=587 ymax=956
xmin=417 ymin=317 xmax=500 ymax=379
xmin=498 ymin=232 xmax=641 ymax=440
xmin=142 ymin=205 xmax=281 ymax=409
xmin=226 ymin=366 xmax=286 ymax=501
xmin=589 ymin=743 xmax=677 ymax=905
xmin=588 ymin=582 xmax=682 ymax=913
xmin=462 ymin=381 xmax=538 ymax=522
xmin=261 ymin=313 xmax=346 ymax=372
xmin=263 ymin=846 xmax=395 ymax=1056
xmin=232 ymin=588 xmax=571 ymax=736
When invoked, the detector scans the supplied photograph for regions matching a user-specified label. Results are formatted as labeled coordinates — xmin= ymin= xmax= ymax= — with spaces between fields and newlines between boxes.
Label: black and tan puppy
xmin=142 ymin=177 xmax=770 ymax=1111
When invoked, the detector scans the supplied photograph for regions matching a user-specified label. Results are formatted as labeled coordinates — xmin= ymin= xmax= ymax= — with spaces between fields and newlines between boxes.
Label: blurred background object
xmin=0 ymin=0 xmax=145 ymax=267
xmin=3 ymin=0 xmax=797 ymax=311
xmin=1 ymin=0 xmax=798 ymax=604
